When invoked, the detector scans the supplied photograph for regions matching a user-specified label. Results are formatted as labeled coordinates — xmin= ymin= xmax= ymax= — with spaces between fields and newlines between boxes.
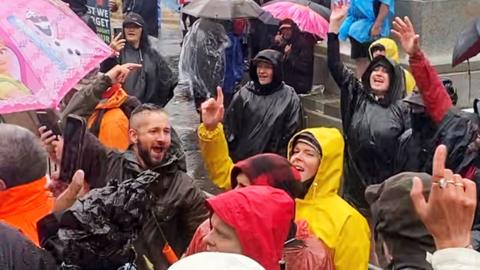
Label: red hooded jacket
xmin=206 ymin=186 xmax=295 ymax=270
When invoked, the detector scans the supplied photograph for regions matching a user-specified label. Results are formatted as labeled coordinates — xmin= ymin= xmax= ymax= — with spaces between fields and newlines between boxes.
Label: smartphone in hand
xmin=36 ymin=110 xmax=62 ymax=136
xmin=59 ymin=115 xmax=87 ymax=183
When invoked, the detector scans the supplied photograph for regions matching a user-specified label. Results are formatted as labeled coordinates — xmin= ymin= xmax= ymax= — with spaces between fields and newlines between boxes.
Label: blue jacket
xmin=339 ymin=0 xmax=394 ymax=43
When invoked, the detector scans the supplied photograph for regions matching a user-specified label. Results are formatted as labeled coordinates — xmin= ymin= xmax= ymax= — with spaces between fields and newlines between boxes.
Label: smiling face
xmin=256 ymin=61 xmax=274 ymax=85
xmin=290 ymin=142 xmax=321 ymax=181
xmin=205 ymin=213 xmax=242 ymax=254
xmin=369 ymin=66 xmax=390 ymax=96
xmin=124 ymin=23 xmax=142 ymax=47
xmin=129 ymin=111 xmax=172 ymax=168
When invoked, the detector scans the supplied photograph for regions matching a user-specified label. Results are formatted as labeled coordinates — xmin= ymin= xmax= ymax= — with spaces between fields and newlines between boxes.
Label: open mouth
xmin=373 ymin=77 xmax=385 ymax=84
xmin=151 ymin=145 xmax=165 ymax=155
xmin=293 ymin=165 xmax=304 ymax=172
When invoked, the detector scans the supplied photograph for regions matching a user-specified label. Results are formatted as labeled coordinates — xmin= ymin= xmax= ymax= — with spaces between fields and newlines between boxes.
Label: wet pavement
xmin=157 ymin=12 xmax=221 ymax=195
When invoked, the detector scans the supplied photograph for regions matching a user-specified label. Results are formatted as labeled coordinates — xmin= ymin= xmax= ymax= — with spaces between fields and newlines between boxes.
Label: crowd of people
xmin=1 ymin=0 xmax=480 ymax=270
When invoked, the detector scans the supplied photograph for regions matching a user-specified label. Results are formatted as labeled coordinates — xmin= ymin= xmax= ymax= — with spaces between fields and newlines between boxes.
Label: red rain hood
xmin=207 ymin=186 xmax=295 ymax=270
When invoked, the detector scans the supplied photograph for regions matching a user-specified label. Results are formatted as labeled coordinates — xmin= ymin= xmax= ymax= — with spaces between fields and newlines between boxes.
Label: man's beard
xmin=137 ymin=140 xmax=163 ymax=169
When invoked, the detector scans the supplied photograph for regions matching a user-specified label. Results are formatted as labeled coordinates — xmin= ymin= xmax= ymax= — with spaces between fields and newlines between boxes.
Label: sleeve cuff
xmin=431 ymin=248 xmax=480 ymax=268
xmin=198 ymin=123 xmax=223 ymax=142
xmin=409 ymin=51 xmax=425 ymax=64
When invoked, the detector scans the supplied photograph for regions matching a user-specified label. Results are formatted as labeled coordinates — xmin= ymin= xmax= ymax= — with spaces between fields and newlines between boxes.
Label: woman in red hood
xmin=185 ymin=153 xmax=334 ymax=270
xmin=204 ymin=186 xmax=294 ymax=270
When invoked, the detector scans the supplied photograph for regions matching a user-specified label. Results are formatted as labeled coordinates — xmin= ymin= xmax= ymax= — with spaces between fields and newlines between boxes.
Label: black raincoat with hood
xmin=327 ymin=33 xmax=409 ymax=210
xmin=272 ymin=19 xmax=315 ymax=94
xmin=100 ymin=18 xmax=177 ymax=107
xmin=224 ymin=49 xmax=302 ymax=162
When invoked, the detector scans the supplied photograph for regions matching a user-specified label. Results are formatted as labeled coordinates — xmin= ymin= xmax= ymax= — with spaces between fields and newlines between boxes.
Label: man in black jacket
xmin=272 ymin=19 xmax=315 ymax=94
xmin=224 ymin=49 xmax=302 ymax=162
xmin=40 ymin=72 xmax=208 ymax=269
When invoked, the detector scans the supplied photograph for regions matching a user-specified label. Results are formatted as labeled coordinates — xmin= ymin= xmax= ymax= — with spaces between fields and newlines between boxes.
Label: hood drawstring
xmin=151 ymin=209 xmax=179 ymax=265
xmin=312 ymin=181 xmax=318 ymax=199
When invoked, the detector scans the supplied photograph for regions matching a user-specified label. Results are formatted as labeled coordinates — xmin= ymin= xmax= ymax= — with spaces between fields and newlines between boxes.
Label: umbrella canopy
xmin=182 ymin=0 xmax=264 ymax=20
xmin=262 ymin=1 xmax=330 ymax=39
xmin=0 ymin=0 xmax=112 ymax=114
xmin=263 ymin=0 xmax=331 ymax=21
xmin=452 ymin=17 xmax=480 ymax=67
xmin=258 ymin=10 xmax=280 ymax=26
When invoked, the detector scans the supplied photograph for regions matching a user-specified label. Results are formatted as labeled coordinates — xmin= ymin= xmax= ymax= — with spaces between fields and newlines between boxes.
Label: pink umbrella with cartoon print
xmin=0 ymin=0 xmax=112 ymax=113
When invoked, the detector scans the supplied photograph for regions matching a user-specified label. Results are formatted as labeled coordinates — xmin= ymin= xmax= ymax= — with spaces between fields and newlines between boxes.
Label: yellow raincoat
xmin=289 ymin=128 xmax=370 ymax=270
xmin=369 ymin=38 xmax=416 ymax=95
xmin=198 ymin=124 xmax=371 ymax=270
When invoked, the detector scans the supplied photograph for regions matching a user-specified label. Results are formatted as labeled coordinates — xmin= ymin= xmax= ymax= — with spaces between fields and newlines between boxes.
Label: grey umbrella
xmin=182 ymin=0 xmax=264 ymax=19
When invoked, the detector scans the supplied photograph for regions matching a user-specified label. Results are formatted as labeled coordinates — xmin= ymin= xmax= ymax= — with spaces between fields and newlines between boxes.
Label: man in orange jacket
xmin=0 ymin=124 xmax=53 ymax=246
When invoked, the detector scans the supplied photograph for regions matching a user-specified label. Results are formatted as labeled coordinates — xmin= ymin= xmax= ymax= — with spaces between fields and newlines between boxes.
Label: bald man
xmin=42 ymin=104 xmax=208 ymax=270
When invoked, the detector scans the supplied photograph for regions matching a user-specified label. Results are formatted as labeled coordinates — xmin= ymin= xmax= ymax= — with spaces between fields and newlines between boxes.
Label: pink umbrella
xmin=0 ymin=0 xmax=112 ymax=114
xmin=262 ymin=1 xmax=329 ymax=40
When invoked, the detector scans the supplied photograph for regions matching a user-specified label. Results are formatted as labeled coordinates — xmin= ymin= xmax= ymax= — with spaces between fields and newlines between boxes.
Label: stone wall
xmin=395 ymin=0 xmax=480 ymax=66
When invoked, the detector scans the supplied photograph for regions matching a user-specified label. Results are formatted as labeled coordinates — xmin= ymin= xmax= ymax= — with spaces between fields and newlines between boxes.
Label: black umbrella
xmin=262 ymin=0 xmax=331 ymax=22
xmin=452 ymin=17 xmax=480 ymax=67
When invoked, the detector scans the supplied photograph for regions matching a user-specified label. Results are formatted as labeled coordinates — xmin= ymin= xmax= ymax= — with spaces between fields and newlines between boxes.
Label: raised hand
xmin=52 ymin=170 xmax=89 ymax=212
xmin=105 ymin=63 xmax=142 ymax=84
xmin=39 ymin=126 xmax=63 ymax=165
xmin=391 ymin=16 xmax=420 ymax=56
xmin=201 ymin=87 xmax=225 ymax=131
xmin=410 ymin=145 xmax=477 ymax=249
xmin=109 ymin=0 xmax=119 ymax=12
xmin=110 ymin=32 xmax=126 ymax=52
xmin=329 ymin=0 xmax=350 ymax=33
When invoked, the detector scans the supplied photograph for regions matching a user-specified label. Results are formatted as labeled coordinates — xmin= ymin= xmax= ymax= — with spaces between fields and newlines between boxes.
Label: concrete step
xmin=303 ymin=108 xmax=343 ymax=131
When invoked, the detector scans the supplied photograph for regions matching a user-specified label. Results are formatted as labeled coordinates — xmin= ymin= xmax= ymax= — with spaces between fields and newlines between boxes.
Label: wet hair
xmin=129 ymin=103 xmax=168 ymax=129
xmin=0 ymin=124 xmax=47 ymax=188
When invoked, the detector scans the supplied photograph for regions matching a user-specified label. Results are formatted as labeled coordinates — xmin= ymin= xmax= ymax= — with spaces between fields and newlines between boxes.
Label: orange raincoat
xmin=0 ymin=177 xmax=53 ymax=246
xmin=87 ymin=84 xmax=130 ymax=151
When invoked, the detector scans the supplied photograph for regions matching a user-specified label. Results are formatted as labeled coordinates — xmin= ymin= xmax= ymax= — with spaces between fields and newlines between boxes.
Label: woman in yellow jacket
xmin=198 ymin=88 xmax=371 ymax=270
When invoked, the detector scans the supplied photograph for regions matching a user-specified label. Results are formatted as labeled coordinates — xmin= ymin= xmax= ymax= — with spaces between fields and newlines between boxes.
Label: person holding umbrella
xmin=272 ymin=18 xmax=315 ymax=94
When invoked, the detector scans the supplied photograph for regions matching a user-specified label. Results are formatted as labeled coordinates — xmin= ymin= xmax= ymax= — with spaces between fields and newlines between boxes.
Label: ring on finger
xmin=454 ymin=182 xmax=465 ymax=188
xmin=436 ymin=178 xmax=455 ymax=189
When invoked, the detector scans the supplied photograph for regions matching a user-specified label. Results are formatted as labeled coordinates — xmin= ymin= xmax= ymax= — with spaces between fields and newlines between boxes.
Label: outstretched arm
xmin=392 ymin=16 xmax=452 ymax=124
